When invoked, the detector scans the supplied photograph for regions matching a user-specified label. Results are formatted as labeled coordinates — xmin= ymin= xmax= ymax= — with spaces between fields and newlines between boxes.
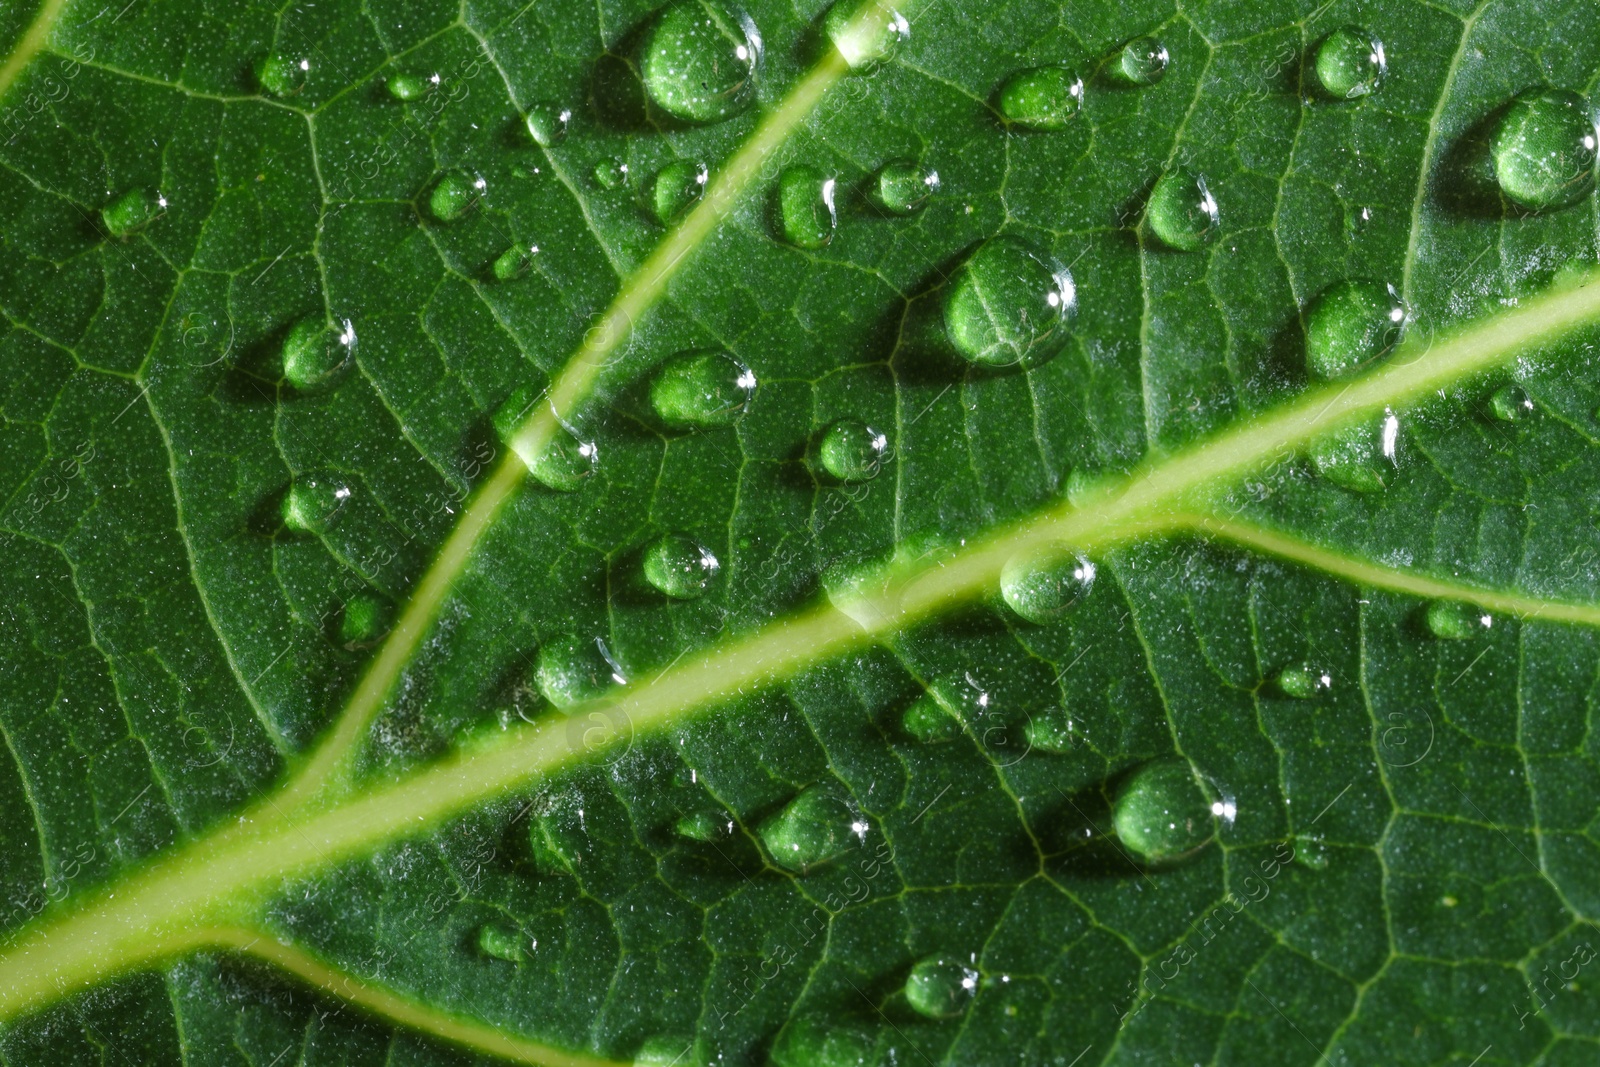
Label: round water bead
xmin=770 ymin=1018 xmax=876 ymax=1067
xmin=1490 ymin=383 xmax=1535 ymax=422
xmin=1491 ymin=88 xmax=1599 ymax=211
xmin=875 ymin=159 xmax=939 ymax=214
xmin=594 ymin=158 xmax=630 ymax=189
xmin=1425 ymin=600 xmax=1487 ymax=640
xmin=1309 ymin=409 xmax=1400 ymax=493
xmin=1111 ymin=758 xmax=1215 ymax=865
xmin=101 ymin=188 xmax=166 ymax=238
xmin=1273 ymin=665 xmax=1331 ymax=699
xmin=640 ymin=0 xmax=763 ymax=123
xmin=999 ymin=546 xmax=1095 ymax=624
xmin=386 ymin=72 xmax=436 ymax=100
xmin=257 ymin=53 xmax=309 ymax=96
xmin=282 ymin=472 xmax=352 ymax=534
xmin=650 ymin=349 xmax=756 ymax=428
xmin=943 ymin=236 xmax=1075 ymax=367
xmin=998 ymin=65 xmax=1084 ymax=130
xmin=643 ymin=533 xmax=720 ymax=599
xmin=1304 ymin=280 xmax=1407 ymax=380
xmin=817 ymin=418 xmax=890 ymax=482
xmin=777 ymin=165 xmax=837 ymax=249
xmin=1313 ymin=26 xmax=1386 ymax=100
xmin=823 ymin=0 xmax=909 ymax=70
xmin=651 ymin=160 xmax=709 ymax=223
xmin=282 ymin=316 xmax=356 ymax=392
xmin=758 ymin=786 xmax=863 ymax=872
xmin=525 ymin=102 xmax=572 ymax=146
xmin=1112 ymin=36 xmax=1169 ymax=86
xmin=674 ymin=809 xmax=734 ymax=842
xmin=905 ymin=955 xmax=979 ymax=1019
xmin=428 ymin=172 xmax=483 ymax=222
xmin=529 ymin=426 xmax=599 ymax=491
xmin=1144 ymin=167 xmax=1219 ymax=251
xmin=476 ymin=924 xmax=523 ymax=962
xmin=901 ymin=690 xmax=961 ymax=744
xmin=536 ymin=634 xmax=622 ymax=707
xmin=338 ymin=591 xmax=393 ymax=649
xmin=492 ymin=244 xmax=538 ymax=281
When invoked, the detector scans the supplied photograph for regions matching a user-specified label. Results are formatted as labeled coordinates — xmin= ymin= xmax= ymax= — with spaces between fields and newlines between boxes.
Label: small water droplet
xmin=905 ymin=955 xmax=979 ymax=1019
xmin=1313 ymin=26 xmax=1386 ymax=100
xmin=536 ymin=634 xmax=622 ymax=708
xmin=758 ymin=786 xmax=862 ymax=872
xmin=101 ymin=188 xmax=166 ymax=238
xmin=282 ymin=316 xmax=356 ymax=392
xmin=1111 ymin=758 xmax=1215 ymax=865
xmin=1144 ymin=167 xmax=1219 ymax=251
xmin=636 ymin=1037 xmax=699 ymax=1067
xmin=874 ymin=159 xmax=939 ymax=215
xmin=1490 ymin=383 xmax=1535 ymax=422
xmin=673 ymin=809 xmax=734 ymax=842
xmin=282 ymin=472 xmax=352 ymax=534
xmin=257 ymin=53 xmax=310 ymax=97
xmin=1310 ymin=408 xmax=1400 ymax=492
xmin=1000 ymin=546 xmax=1094 ymax=624
xmin=777 ymin=165 xmax=837 ymax=249
xmin=643 ymin=533 xmax=720 ymax=599
xmin=338 ymin=591 xmax=393 ymax=649
xmin=428 ymin=171 xmax=484 ymax=222
xmin=771 ymin=1019 xmax=875 ymax=1067
xmin=1024 ymin=708 xmax=1076 ymax=753
xmin=1491 ymin=88 xmax=1599 ymax=211
xmin=525 ymin=102 xmax=572 ymax=146
xmin=901 ymin=689 xmax=961 ymax=743
xmin=640 ymin=0 xmax=763 ymax=123
xmin=1273 ymin=665 xmax=1331 ymax=699
xmin=386 ymin=72 xmax=436 ymax=101
xmin=1111 ymin=36 xmax=1168 ymax=87
xmin=1305 ymin=280 xmax=1408 ymax=380
xmin=823 ymin=0 xmax=908 ymax=70
xmin=493 ymin=244 xmax=539 ymax=281
xmin=943 ymin=236 xmax=1075 ymax=367
xmin=476 ymin=924 xmax=523 ymax=962
xmin=651 ymin=159 xmax=709 ymax=223
xmin=1293 ymin=833 xmax=1330 ymax=870
xmin=817 ymin=418 xmax=890 ymax=482
xmin=531 ymin=427 xmax=599 ymax=491
xmin=650 ymin=348 xmax=757 ymax=427
xmin=1425 ymin=600 xmax=1488 ymax=640
xmin=997 ymin=65 xmax=1084 ymax=129
xmin=594 ymin=158 xmax=630 ymax=189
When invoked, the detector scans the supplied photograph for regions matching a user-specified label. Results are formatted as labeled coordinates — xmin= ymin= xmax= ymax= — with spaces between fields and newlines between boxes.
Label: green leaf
xmin=4 ymin=0 xmax=1600 ymax=1065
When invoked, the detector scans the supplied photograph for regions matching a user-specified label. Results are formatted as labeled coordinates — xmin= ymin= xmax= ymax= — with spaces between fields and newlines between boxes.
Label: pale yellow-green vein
xmin=0 ymin=0 xmax=66 ymax=101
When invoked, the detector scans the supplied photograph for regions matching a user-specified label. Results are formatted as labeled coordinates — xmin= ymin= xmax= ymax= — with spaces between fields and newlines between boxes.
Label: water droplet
xmin=282 ymin=472 xmax=352 ymax=534
xmin=525 ymin=102 xmax=572 ymax=146
xmin=1491 ymin=88 xmax=1598 ymax=211
xmin=636 ymin=1036 xmax=699 ymax=1067
xmin=429 ymin=171 xmax=484 ymax=222
xmin=386 ymin=72 xmax=436 ymax=101
xmin=1309 ymin=408 xmax=1400 ymax=492
xmin=997 ymin=65 xmax=1084 ymax=130
xmin=282 ymin=316 xmax=356 ymax=392
xmin=594 ymin=158 xmax=630 ymax=189
xmin=901 ymin=689 xmax=961 ymax=743
xmin=476 ymin=924 xmax=523 ymax=962
xmin=1111 ymin=36 xmax=1168 ymax=87
xmin=493 ymin=244 xmax=538 ymax=281
xmin=1024 ymin=708 xmax=1076 ymax=753
xmin=1490 ymin=383 xmax=1535 ymax=421
xmin=643 ymin=533 xmax=720 ymax=599
xmin=777 ymin=165 xmax=837 ymax=249
xmin=257 ymin=53 xmax=309 ymax=97
xmin=101 ymin=188 xmax=166 ymax=238
xmin=641 ymin=0 xmax=763 ymax=124
xmin=650 ymin=349 xmax=756 ymax=427
xmin=1273 ymin=665 xmax=1331 ymax=699
xmin=1304 ymin=280 xmax=1408 ymax=380
xmin=1425 ymin=600 xmax=1489 ymax=640
xmin=1111 ymin=758 xmax=1214 ymax=865
xmin=1144 ymin=167 xmax=1219 ymax=251
xmin=943 ymin=236 xmax=1075 ymax=368
xmin=1313 ymin=26 xmax=1386 ymax=100
xmin=874 ymin=159 xmax=939 ymax=214
xmin=536 ymin=634 xmax=623 ymax=708
xmin=905 ymin=955 xmax=979 ymax=1019
xmin=817 ymin=418 xmax=890 ymax=482
xmin=338 ymin=591 xmax=393 ymax=649
xmin=823 ymin=0 xmax=909 ymax=71
xmin=1293 ymin=834 xmax=1330 ymax=870
xmin=771 ymin=1018 xmax=876 ymax=1067
xmin=999 ymin=546 xmax=1095 ymax=624
xmin=758 ymin=786 xmax=863 ymax=873
xmin=651 ymin=159 xmax=709 ymax=223
xmin=673 ymin=809 xmax=734 ymax=842
xmin=530 ymin=427 xmax=599 ymax=491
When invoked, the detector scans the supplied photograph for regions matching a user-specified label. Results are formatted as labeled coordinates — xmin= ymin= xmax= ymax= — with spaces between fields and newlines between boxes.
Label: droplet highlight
xmin=777 ymin=166 xmax=837 ymax=249
xmin=1491 ymin=88 xmax=1599 ymax=211
xmin=998 ymin=65 xmax=1084 ymax=130
xmin=758 ymin=786 xmax=863 ymax=873
xmin=651 ymin=160 xmax=709 ymax=223
xmin=640 ymin=0 xmax=763 ymax=123
xmin=1111 ymin=758 xmax=1214 ymax=865
xmin=1304 ymin=280 xmax=1408 ymax=380
xmin=1000 ymin=547 xmax=1095 ymax=624
xmin=1144 ymin=167 xmax=1219 ymax=251
xmin=643 ymin=533 xmax=720 ymax=599
xmin=282 ymin=316 xmax=356 ymax=393
xmin=102 ymin=188 xmax=166 ymax=238
xmin=1313 ymin=26 xmax=1386 ymax=100
xmin=817 ymin=418 xmax=890 ymax=482
xmin=905 ymin=955 xmax=979 ymax=1019
xmin=875 ymin=159 xmax=939 ymax=215
xmin=943 ymin=236 xmax=1075 ymax=368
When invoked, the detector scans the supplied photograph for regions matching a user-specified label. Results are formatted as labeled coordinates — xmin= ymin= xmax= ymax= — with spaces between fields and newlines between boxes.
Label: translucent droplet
xmin=777 ymin=165 xmax=837 ymax=249
xmin=901 ymin=690 xmax=961 ymax=743
xmin=905 ymin=955 xmax=979 ymax=1019
xmin=525 ymin=102 xmax=572 ymax=146
xmin=386 ymin=72 xmax=436 ymax=101
xmin=530 ymin=426 xmax=599 ymax=491
xmin=636 ymin=1036 xmax=699 ymax=1067
xmin=101 ymin=188 xmax=166 ymax=238
xmin=282 ymin=316 xmax=356 ymax=393
xmin=1273 ymin=665 xmax=1331 ymax=699
xmin=997 ymin=65 xmax=1084 ymax=130
xmin=1309 ymin=408 xmax=1400 ymax=492
xmin=492 ymin=244 xmax=538 ymax=281
xmin=770 ymin=1018 xmax=876 ymax=1067
xmin=1144 ymin=167 xmax=1219 ymax=251
xmin=1024 ymin=708 xmax=1076 ymax=753
xmin=536 ymin=634 xmax=624 ymax=708
xmin=999 ymin=546 xmax=1095 ymax=624
xmin=651 ymin=159 xmax=709 ymax=223
xmin=1491 ymin=88 xmax=1599 ymax=211
xmin=1490 ymin=383 xmax=1534 ymax=422
xmin=875 ymin=159 xmax=939 ymax=215
xmin=817 ymin=418 xmax=890 ymax=482
xmin=429 ymin=172 xmax=484 ymax=222
xmin=257 ymin=53 xmax=309 ymax=97
xmin=476 ymin=924 xmax=523 ymax=962
xmin=1112 ymin=36 xmax=1168 ymax=87
xmin=338 ymin=591 xmax=393 ymax=649
xmin=943 ymin=236 xmax=1076 ymax=368
xmin=1313 ymin=26 xmax=1386 ymax=100
xmin=650 ymin=349 xmax=756 ymax=428
xmin=282 ymin=472 xmax=352 ymax=534
xmin=758 ymin=786 xmax=863 ymax=873
xmin=674 ymin=809 xmax=734 ymax=842
xmin=1304 ymin=280 xmax=1408 ymax=380
xmin=823 ymin=0 xmax=909 ymax=71
xmin=1111 ymin=758 xmax=1214 ymax=865
xmin=643 ymin=533 xmax=720 ymax=599
xmin=1425 ymin=600 xmax=1488 ymax=640
xmin=640 ymin=0 xmax=763 ymax=124
xmin=594 ymin=158 xmax=630 ymax=189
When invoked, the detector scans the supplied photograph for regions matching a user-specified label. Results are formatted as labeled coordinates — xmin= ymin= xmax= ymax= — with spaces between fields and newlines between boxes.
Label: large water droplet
xmin=101 ymin=188 xmax=166 ymax=238
xmin=777 ymin=166 xmax=838 ymax=249
xmin=595 ymin=158 xmax=630 ymax=189
xmin=282 ymin=472 xmax=352 ymax=534
xmin=477 ymin=924 xmax=524 ymax=962
xmin=1111 ymin=36 xmax=1168 ymax=87
xmin=1425 ymin=600 xmax=1489 ymax=640
xmin=1313 ymin=26 xmax=1386 ymax=100
xmin=536 ymin=634 xmax=624 ymax=708
xmin=758 ymin=786 xmax=863 ymax=873
xmin=386 ymin=72 xmax=437 ymax=101
xmin=1490 ymin=383 xmax=1535 ymax=422
xmin=650 ymin=349 xmax=756 ymax=428
xmin=875 ymin=159 xmax=939 ymax=215
xmin=901 ymin=688 xmax=961 ymax=743
xmin=525 ymin=102 xmax=572 ymax=146
xmin=339 ymin=591 xmax=393 ymax=649
xmin=257 ymin=53 xmax=309 ymax=97
xmin=282 ymin=316 xmax=356 ymax=393
xmin=905 ymin=955 xmax=979 ymax=1019
xmin=823 ymin=0 xmax=908 ymax=71
xmin=1304 ymin=280 xmax=1408 ymax=380
xmin=643 ymin=533 xmax=720 ymax=599
xmin=651 ymin=159 xmax=709 ymax=223
xmin=641 ymin=0 xmax=762 ymax=123
xmin=943 ymin=236 xmax=1075 ymax=368
xmin=1309 ymin=408 xmax=1400 ymax=492
xmin=999 ymin=546 xmax=1095 ymax=624
xmin=1144 ymin=167 xmax=1219 ymax=251
xmin=997 ymin=65 xmax=1084 ymax=129
xmin=1111 ymin=758 xmax=1214 ymax=865
xmin=1491 ymin=88 xmax=1599 ymax=211
xmin=817 ymin=418 xmax=890 ymax=482
xmin=429 ymin=172 xmax=484 ymax=222
xmin=530 ymin=427 xmax=599 ymax=491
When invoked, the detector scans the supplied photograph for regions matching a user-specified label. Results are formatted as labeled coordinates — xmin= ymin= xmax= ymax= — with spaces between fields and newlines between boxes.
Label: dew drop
xmin=1024 ymin=708 xmax=1076 ymax=753
xmin=874 ymin=159 xmax=939 ymax=215
xmin=338 ymin=591 xmax=393 ymax=649
xmin=282 ymin=316 xmax=356 ymax=393
xmin=997 ymin=65 xmax=1084 ymax=130
xmin=257 ymin=53 xmax=309 ymax=97
xmin=493 ymin=244 xmax=538 ymax=281
xmin=643 ymin=533 xmax=720 ymax=599
xmin=758 ymin=786 xmax=862 ymax=873
xmin=282 ymin=472 xmax=352 ymax=534
xmin=594 ymin=158 xmax=630 ymax=189
xmin=476 ymin=924 xmax=523 ymax=962
xmin=1273 ymin=665 xmax=1331 ymax=699
xmin=1111 ymin=758 xmax=1215 ymax=865
xmin=1144 ymin=167 xmax=1219 ymax=252
xmin=1489 ymin=383 xmax=1534 ymax=422
xmin=101 ymin=188 xmax=166 ymax=238
xmin=1309 ymin=408 xmax=1400 ymax=492
xmin=529 ymin=427 xmax=600 ymax=491
xmin=640 ymin=0 xmax=762 ymax=124
xmin=1425 ymin=600 xmax=1488 ymax=640
xmin=636 ymin=1036 xmax=699 ymax=1067
xmin=386 ymin=72 xmax=436 ymax=101
xmin=673 ymin=809 xmax=734 ymax=842
xmin=771 ymin=1018 xmax=876 ymax=1067
xmin=823 ymin=0 xmax=909 ymax=71
xmin=943 ymin=236 xmax=1075 ymax=368
xmin=536 ymin=634 xmax=623 ymax=708
xmin=901 ymin=689 xmax=961 ymax=744
xmin=650 ymin=348 xmax=757 ymax=428
xmin=651 ymin=159 xmax=709 ymax=223
xmin=1313 ymin=26 xmax=1386 ymax=100
xmin=429 ymin=171 xmax=484 ymax=222
xmin=1304 ymin=280 xmax=1408 ymax=380
xmin=777 ymin=165 xmax=838 ymax=249
xmin=1491 ymin=88 xmax=1598 ymax=211
xmin=817 ymin=418 xmax=890 ymax=482
xmin=905 ymin=955 xmax=979 ymax=1019
xmin=999 ymin=546 xmax=1094 ymax=624
xmin=1111 ymin=36 xmax=1169 ymax=87
xmin=525 ymin=102 xmax=572 ymax=146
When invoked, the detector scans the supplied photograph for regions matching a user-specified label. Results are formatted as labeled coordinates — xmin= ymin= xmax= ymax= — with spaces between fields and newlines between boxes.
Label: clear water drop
xmin=282 ymin=472 xmax=352 ymax=534
xmin=386 ymin=72 xmax=436 ymax=101
xmin=1144 ymin=167 xmax=1219 ymax=251
xmin=1304 ymin=279 xmax=1408 ymax=380
xmin=429 ymin=172 xmax=484 ymax=222
xmin=1112 ymin=36 xmax=1168 ymax=87
xmin=338 ymin=591 xmax=393 ymax=649
xmin=1309 ymin=408 xmax=1400 ymax=492
xmin=257 ymin=53 xmax=309 ymax=97
xmin=999 ymin=546 xmax=1094 ymax=624
xmin=905 ymin=955 xmax=979 ymax=1019
xmin=536 ymin=634 xmax=622 ymax=708
xmin=943 ymin=236 xmax=1075 ymax=368
xmin=101 ymin=188 xmax=166 ymax=238
xmin=1024 ymin=708 xmax=1076 ymax=753
xmin=282 ymin=316 xmax=356 ymax=393
xmin=651 ymin=159 xmax=709 ymax=223
xmin=594 ymin=158 xmax=630 ymax=189
xmin=758 ymin=786 xmax=863 ymax=873
xmin=997 ymin=65 xmax=1084 ymax=129
xmin=1490 ymin=383 xmax=1534 ymax=422
xmin=525 ymin=102 xmax=572 ymax=146
xmin=640 ymin=0 xmax=762 ymax=124
xmin=777 ymin=165 xmax=837 ymax=249
xmin=1491 ymin=88 xmax=1599 ymax=211
xmin=875 ymin=159 xmax=939 ymax=214
xmin=530 ymin=427 xmax=599 ymax=491
xmin=817 ymin=418 xmax=890 ymax=482
xmin=650 ymin=348 xmax=756 ymax=427
xmin=1273 ymin=665 xmax=1331 ymax=699
xmin=770 ymin=1018 xmax=876 ymax=1067
xmin=1425 ymin=600 xmax=1488 ymax=640
xmin=1313 ymin=26 xmax=1386 ymax=100
xmin=493 ymin=244 xmax=538 ymax=281
xmin=673 ymin=809 xmax=734 ymax=842
xmin=635 ymin=1037 xmax=700 ymax=1067
xmin=476 ymin=924 xmax=523 ymax=962
xmin=643 ymin=533 xmax=720 ymax=599
xmin=901 ymin=689 xmax=961 ymax=743
xmin=1111 ymin=758 xmax=1215 ymax=865
xmin=823 ymin=0 xmax=909 ymax=71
